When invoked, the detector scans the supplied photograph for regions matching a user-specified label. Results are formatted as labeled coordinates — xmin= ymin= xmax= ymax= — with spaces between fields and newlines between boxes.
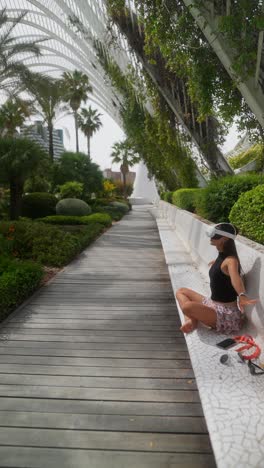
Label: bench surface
xmin=155 ymin=205 xmax=264 ymax=468
xmin=0 ymin=207 xmax=215 ymax=468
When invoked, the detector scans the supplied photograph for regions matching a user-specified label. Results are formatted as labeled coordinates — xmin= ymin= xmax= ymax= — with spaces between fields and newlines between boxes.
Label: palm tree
xmin=25 ymin=74 xmax=65 ymax=162
xmin=0 ymin=9 xmax=41 ymax=92
xmin=110 ymin=140 xmax=140 ymax=197
xmin=0 ymin=137 xmax=49 ymax=219
xmin=0 ymin=97 xmax=34 ymax=137
xmin=78 ymin=106 xmax=102 ymax=157
xmin=61 ymin=70 xmax=92 ymax=152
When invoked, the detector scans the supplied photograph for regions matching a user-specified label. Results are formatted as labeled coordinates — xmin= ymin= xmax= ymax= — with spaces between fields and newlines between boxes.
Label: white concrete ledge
xmin=152 ymin=201 xmax=264 ymax=468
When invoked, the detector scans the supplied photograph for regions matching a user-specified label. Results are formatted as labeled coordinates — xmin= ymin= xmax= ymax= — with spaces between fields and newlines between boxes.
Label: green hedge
xmin=0 ymin=220 xmax=106 ymax=267
xmin=22 ymin=192 xmax=57 ymax=219
xmin=95 ymin=206 xmax=124 ymax=221
xmin=172 ymin=188 xmax=202 ymax=213
xmin=195 ymin=174 xmax=261 ymax=222
xmin=161 ymin=191 xmax=174 ymax=203
xmin=229 ymin=184 xmax=264 ymax=244
xmin=229 ymin=144 xmax=264 ymax=171
xmin=36 ymin=213 xmax=112 ymax=227
xmin=0 ymin=259 xmax=43 ymax=321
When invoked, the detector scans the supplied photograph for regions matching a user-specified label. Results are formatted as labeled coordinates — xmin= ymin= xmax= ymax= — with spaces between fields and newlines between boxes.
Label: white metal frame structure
xmin=1 ymin=1 xmax=208 ymax=183
xmin=4 ymin=0 xmax=135 ymax=127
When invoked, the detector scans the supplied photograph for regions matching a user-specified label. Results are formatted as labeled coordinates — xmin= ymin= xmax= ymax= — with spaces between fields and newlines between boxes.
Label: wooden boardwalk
xmin=0 ymin=207 xmax=216 ymax=468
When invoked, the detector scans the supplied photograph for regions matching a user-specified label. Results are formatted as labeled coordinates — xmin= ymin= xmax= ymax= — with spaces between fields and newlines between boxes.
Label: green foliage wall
xmin=95 ymin=43 xmax=197 ymax=190
xmin=194 ymin=174 xmax=261 ymax=222
xmin=172 ymin=188 xmax=202 ymax=213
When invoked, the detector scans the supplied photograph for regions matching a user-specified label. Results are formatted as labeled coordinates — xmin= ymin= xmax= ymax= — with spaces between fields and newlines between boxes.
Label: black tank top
xmin=209 ymin=252 xmax=237 ymax=302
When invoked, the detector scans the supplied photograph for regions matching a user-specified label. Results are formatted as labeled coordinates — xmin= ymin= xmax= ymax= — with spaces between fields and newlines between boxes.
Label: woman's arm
xmin=226 ymin=258 xmax=258 ymax=312
xmin=226 ymin=258 xmax=245 ymax=295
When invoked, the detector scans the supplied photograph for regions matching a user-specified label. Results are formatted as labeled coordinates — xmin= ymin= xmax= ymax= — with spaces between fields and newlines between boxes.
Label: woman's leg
xmin=175 ymin=287 xmax=217 ymax=333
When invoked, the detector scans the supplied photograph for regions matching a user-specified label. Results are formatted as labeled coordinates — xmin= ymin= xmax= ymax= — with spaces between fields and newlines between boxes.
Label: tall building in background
xmin=103 ymin=168 xmax=136 ymax=185
xmin=20 ymin=121 xmax=65 ymax=159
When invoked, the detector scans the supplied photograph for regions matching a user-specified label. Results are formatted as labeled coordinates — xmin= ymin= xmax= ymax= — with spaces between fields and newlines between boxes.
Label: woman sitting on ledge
xmin=176 ymin=223 xmax=258 ymax=334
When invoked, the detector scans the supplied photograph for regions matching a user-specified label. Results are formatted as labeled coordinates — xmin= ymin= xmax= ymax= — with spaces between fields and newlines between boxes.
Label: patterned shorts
xmin=202 ymin=297 xmax=243 ymax=334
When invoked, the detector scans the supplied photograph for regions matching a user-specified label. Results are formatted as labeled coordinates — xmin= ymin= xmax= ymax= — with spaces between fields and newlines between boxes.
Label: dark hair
xmin=216 ymin=223 xmax=241 ymax=273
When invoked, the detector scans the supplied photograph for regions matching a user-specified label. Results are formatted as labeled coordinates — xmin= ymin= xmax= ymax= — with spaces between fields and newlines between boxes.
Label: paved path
xmin=0 ymin=207 xmax=215 ymax=467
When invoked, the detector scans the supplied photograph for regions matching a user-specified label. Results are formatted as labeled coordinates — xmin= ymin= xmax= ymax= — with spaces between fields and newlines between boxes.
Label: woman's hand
xmin=237 ymin=295 xmax=259 ymax=313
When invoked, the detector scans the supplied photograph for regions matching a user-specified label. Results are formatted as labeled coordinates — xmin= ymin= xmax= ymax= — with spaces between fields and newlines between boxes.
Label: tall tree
xmin=78 ymin=106 xmax=102 ymax=157
xmin=0 ymin=9 xmax=41 ymax=92
xmin=110 ymin=140 xmax=140 ymax=197
xmin=53 ymin=151 xmax=103 ymax=197
xmin=0 ymin=97 xmax=34 ymax=137
xmin=0 ymin=137 xmax=49 ymax=219
xmin=61 ymin=70 xmax=92 ymax=152
xmin=25 ymin=74 xmax=65 ymax=162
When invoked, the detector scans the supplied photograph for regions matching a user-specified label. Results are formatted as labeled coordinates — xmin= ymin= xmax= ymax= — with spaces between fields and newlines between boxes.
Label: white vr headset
xmin=206 ymin=224 xmax=237 ymax=240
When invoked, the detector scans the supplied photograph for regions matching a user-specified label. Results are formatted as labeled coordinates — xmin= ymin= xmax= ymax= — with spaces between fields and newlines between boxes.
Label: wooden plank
xmin=0 ymin=332 xmax=184 ymax=343
xmin=0 ymin=346 xmax=187 ymax=358
xmin=0 ymin=364 xmax=194 ymax=378
xmin=12 ymin=313 xmax=178 ymax=320
xmin=0 ymin=411 xmax=206 ymax=433
xmin=0 ymin=447 xmax=216 ymax=468
xmin=0 ymin=398 xmax=203 ymax=416
xmin=0 ymin=427 xmax=211 ymax=452
xmin=11 ymin=318 xmax=179 ymax=326
xmin=1 ymin=327 xmax=181 ymax=336
xmin=0 ymin=355 xmax=191 ymax=367
xmin=4 ymin=322 xmax=180 ymax=331
xmin=0 ymin=340 xmax=186 ymax=350
xmin=0 ymin=386 xmax=200 ymax=402
xmin=0 ymin=374 xmax=197 ymax=390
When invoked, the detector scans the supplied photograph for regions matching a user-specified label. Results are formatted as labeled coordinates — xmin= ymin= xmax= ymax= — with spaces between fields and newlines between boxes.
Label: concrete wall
xmin=158 ymin=201 xmax=264 ymax=340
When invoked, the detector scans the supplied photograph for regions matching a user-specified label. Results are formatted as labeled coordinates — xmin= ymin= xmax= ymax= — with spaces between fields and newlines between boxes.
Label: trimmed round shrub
xmin=22 ymin=192 xmax=57 ymax=219
xmin=172 ymin=188 xmax=202 ymax=213
xmin=109 ymin=201 xmax=129 ymax=213
xmin=196 ymin=174 xmax=261 ymax=222
xmin=56 ymin=198 xmax=91 ymax=216
xmin=229 ymin=184 xmax=264 ymax=244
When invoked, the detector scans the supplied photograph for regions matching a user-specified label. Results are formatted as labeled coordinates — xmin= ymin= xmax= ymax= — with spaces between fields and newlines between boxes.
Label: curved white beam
xmin=5 ymin=6 xmax=123 ymax=123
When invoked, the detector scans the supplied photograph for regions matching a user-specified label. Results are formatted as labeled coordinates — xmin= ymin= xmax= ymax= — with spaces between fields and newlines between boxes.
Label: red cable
xmin=233 ymin=335 xmax=261 ymax=360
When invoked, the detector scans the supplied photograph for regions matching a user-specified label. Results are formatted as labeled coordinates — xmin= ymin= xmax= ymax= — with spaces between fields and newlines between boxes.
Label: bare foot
xmin=180 ymin=319 xmax=198 ymax=333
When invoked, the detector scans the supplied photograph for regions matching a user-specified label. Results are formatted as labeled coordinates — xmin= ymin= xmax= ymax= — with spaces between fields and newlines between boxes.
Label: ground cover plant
xmin=0 ymin=208 xmax=118 ymax=322
xmin=0 ymin=219 xmax=107 ymax=267
xmin=0 ymin=228 xmax=43 ymax=321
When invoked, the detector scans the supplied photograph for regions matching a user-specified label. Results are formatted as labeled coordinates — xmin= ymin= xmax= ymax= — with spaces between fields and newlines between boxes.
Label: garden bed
xmin=0 ymin=214 xmax=117 ymax=323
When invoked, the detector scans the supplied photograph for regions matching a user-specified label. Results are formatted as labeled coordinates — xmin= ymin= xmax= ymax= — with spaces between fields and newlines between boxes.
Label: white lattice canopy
xmin=3 ymin=0 xmax=136 ymax=126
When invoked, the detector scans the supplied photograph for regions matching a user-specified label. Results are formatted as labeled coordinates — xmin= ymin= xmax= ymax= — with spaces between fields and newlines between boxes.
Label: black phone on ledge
xmin=216 ymin=338 xmax=236 ymax=350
